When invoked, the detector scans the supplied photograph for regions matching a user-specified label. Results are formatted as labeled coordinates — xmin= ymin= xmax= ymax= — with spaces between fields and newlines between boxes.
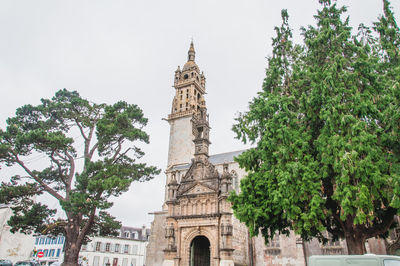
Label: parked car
xmin=309 ymin=255 xmax=400 ymax=266
xmin=14 ymin=261 xmax=40 ymax=266
xmin=0 ymin=260 xmax=12 ymax=266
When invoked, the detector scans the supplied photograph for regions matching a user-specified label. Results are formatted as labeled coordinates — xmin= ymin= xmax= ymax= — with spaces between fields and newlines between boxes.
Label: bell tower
xmin=167 ymin=41 xmax=207 ymax=168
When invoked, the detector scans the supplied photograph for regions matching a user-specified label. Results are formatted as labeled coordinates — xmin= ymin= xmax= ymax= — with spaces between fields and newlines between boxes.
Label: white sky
xmin=0 ymin=0 xmax=399 ymax=228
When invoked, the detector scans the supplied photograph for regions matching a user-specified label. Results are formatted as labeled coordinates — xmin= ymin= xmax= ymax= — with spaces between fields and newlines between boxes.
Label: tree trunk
xmin=63 ymin=244 xmax=80 ymax=266
xmin=62 ymin=218 xmax=82 ymax=266
xmin=345 ymin=233 xmax=367 ymax=255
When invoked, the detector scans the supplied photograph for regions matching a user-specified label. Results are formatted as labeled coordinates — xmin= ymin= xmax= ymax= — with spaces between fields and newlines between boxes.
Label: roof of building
xmin=171 ymin=150 xmax=245 ymax=171
xmin=120 ymin=225 xmax=150 ymax=241
xmin=209 ymin=150 xmax=245 ymax=165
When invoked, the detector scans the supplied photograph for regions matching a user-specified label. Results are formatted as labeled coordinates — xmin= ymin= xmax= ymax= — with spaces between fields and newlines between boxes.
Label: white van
xmin=309 ymin=255 xmax=400 ymax=266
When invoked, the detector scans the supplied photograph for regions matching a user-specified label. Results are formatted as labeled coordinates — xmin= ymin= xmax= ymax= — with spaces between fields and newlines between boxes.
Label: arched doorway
xmin=190 ymin=235 xmax=210 ymax=266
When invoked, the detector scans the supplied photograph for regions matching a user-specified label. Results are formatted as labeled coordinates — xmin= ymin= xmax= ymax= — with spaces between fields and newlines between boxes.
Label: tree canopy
xmin=0 ymin=89 xmax=160 ymax=266
xmin=229 ymin=0 xmax=400 ymax=254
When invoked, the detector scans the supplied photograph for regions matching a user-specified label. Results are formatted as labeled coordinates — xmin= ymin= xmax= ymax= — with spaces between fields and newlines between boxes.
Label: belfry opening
xmin=190 ymin=236 xmax=210 ymax=266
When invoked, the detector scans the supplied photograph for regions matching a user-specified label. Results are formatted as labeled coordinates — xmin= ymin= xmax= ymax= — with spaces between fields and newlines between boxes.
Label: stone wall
xmin=146 ymin=211 xmax=168 ymax=266
xmin=167 ymin=116 xmax=194 ymax=168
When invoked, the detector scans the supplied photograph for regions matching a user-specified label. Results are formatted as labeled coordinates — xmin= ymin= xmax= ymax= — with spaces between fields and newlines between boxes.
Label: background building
xmin=79 ymin=226 xmax=149 ymax=266
xmin=31 ymin=235 xmax=65 ymax=266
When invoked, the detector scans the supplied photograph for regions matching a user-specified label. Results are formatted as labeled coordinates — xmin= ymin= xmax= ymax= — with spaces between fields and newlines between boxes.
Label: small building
xmin=31 ymin=235 xmax=65 ymax=266
xmin=79 ymin=226 xmax=149 ymax=266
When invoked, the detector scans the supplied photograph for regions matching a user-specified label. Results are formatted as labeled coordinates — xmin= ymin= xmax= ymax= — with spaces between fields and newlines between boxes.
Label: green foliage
xmin=229 ymin=1 xmax=400 ymax=252
xmin=0 ymin=89 xmax=160 ymax=253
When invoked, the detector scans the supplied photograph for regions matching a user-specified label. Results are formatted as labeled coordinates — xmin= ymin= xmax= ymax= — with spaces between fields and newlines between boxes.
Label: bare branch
xmin=111 ymin=138 xmax=124 ymax=162
xmin=49 ymin=151 xmax=68 ymax=186
xmin=84 ymin=126 xmax=96 ymax=160
xmin=77 ymin=207 xmax=97 ymax=248
xmin=114 ymin=148 xmax=132 ymax=163
xmin=88 ymin=142 xmax=98 ymax=160
xmin=54 ymin=151 xmax=69 ymax=162
xmin=63 ymin=151 xmax=75 ymax=201
xmin=11 ymin=151 xmax=64 ymax=201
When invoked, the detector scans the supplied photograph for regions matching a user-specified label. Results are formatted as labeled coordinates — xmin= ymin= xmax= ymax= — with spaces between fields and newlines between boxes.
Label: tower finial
xmin=188 ymin=40 xmax=195 ymax=62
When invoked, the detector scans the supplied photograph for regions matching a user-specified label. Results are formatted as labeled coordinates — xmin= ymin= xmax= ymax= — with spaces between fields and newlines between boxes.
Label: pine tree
xmin=0 ymin=89 xmax=160 ymax=266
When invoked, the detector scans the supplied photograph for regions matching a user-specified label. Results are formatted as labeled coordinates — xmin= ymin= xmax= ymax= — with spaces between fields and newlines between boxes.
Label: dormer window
xmin=184 ymin=74 xmax=189 ymax=79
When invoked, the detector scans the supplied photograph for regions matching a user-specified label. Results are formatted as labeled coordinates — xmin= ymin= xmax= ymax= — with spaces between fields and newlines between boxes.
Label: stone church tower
xmin=146 ymin=42 xmax=254 ymax=266
xmin=146 ymin=43 xmax=388 ymax=266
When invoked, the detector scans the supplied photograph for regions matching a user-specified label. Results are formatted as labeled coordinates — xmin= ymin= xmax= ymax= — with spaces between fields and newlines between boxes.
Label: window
xmin=43 ymin=249 xmax=48 ymax=257
xmin=58 ymin=236 xmax=64 ymax=244
xmin=95 ymin=242 xmax=101 ymax=252
xmin=35 ymin=238 xmax=39 ymax=245
xmin=231 ymin=170 xmax=239 ymax=191
xmin=56 ymin=249 xmax=61 ymax=257
xmin=131 ymin=259 xmax=136 ymax=266
xmin=122 ymin=258 xmax=128 ymax=266
xmin=114 ymin=244 xmax=120 ymax=253
xmin=131 ymin=245 xmax=138 ymax=255
xmin=81 ymin=244 xmax=87 ymax=251
xmin=49 ymin=249 xmax=55 ymax=257
xmin=45 ymin=238 xmax=50 ymax=244
xmin=321 ymin=231 xmax=343 ymax=255
xmin=93 ymin=256 xmax=100 ymax=266
xmin=124 ymin=231 xmax=130 ymax=238
xmin=384 ymin=260 xmax=400 ymax=266
xmin=52 ymin=238 xmax=57 ymax=244
xmin=105 ymin=243 xmax=111 ymax=252
xmin=39 ymin=238 xmax=45 ymax=244
xmin=265 ymin=232 xmax=281 ymax=256
xmin=123 ymin=245 xmax=129 ymax=254
xmin=266 ymin=233 xmax=280 ymax=248
xmin=103 ymin=257 xmax=109 ymax=266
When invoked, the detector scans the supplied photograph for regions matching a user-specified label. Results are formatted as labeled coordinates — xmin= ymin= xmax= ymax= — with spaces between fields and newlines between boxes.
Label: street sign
xmin=37 ymin=251 xmax=44 ymax=258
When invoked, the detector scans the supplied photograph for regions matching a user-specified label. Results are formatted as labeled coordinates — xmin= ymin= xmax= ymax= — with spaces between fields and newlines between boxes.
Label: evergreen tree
xmin=0 ymin=89 xmax=160 ymax=266
xmin=229 ymin=0 xmax=400 ymax=254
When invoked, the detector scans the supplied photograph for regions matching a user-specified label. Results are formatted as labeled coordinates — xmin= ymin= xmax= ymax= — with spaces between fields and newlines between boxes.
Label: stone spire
xmin=188 ymin=41 xmax=195 ymax=62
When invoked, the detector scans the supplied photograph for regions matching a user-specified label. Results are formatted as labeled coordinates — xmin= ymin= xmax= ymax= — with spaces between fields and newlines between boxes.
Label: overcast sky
xmin=1 ymin=0 xmax=399 ymax=228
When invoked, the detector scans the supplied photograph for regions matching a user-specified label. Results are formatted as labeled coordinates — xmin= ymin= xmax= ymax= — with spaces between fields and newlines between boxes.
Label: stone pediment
xmin=185 ymin=183 xmax=216 ymax=195
xmin=177 ymin=181 xmax=218 ymax=197
xmin=180 ymin=158 xmax=219 ymax=183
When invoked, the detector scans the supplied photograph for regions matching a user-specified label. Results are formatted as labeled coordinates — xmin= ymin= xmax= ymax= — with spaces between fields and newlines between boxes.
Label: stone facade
xmin=146 ymin=43 xmax=389 ymax=266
